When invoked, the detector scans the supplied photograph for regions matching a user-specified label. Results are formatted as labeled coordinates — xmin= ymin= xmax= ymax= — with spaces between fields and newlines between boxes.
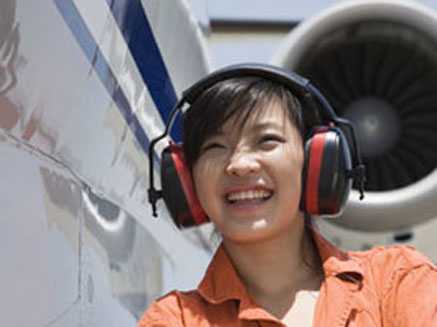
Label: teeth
xmin=227 ymin=190 xmax=272 ymax=202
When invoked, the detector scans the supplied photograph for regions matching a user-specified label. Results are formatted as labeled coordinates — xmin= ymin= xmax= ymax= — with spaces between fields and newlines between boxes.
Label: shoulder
xmin=351 ymin=244 xmax=435 ymax=272
xmin=351 ymin=246 xmax=437 ymax=325
xmin=349 ymin=245 xmax=436 ymax=296
xmin=138 ymin=290 xmax=205 ymax=327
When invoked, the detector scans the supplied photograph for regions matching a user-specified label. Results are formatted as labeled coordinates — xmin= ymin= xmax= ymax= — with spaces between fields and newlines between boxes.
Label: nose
xmin=225 ymin=149 xmax=261 ymax=177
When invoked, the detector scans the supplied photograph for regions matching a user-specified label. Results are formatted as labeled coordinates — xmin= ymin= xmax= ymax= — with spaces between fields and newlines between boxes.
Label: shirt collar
xmin=197 ymin=244 xmax=249 ymax=304
xmin=312 ymin=226 xmax=364 ymax=279
xmin=197 ymin=227 xmax=364 ymax=305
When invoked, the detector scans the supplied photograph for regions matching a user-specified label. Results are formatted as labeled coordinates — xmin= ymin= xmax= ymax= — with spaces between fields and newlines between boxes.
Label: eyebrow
xmin=200 ymin=131 xmax=225 ymax=147
xmin=250 ymin=122 xmax=284 ymax=132
xmin=206 ymin=130 xmax=225 ymax=140
xmin=203 ymin=121 xmax=284 ymax=146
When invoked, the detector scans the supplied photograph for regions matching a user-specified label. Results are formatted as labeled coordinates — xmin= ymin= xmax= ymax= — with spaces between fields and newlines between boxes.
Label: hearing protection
xmin=148 ymin=63 xmax=366 ymax=228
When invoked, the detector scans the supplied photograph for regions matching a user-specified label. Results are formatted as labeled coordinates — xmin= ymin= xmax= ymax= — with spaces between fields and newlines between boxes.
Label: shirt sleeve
xmin=138 ymin=292 xmax=184 ymax=327
xmin=382 ymin=247 xmax=437 ymax=327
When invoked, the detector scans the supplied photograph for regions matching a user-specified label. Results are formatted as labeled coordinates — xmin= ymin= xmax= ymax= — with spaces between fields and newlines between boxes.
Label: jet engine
xmin=272 ymin=0 xmax=437 ymax=259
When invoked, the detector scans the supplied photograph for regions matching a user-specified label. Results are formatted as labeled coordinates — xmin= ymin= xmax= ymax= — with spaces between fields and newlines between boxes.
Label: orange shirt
xmin=138 ymin=231 xmax=437 ymax=326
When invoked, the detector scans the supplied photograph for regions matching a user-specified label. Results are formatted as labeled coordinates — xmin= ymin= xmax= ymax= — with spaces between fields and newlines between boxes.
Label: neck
xmin=223 ymin=214 xmax=322 ymax=300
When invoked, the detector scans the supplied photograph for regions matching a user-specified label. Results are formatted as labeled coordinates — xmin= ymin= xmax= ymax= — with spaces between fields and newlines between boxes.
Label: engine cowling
xmin=272 ymin=0 xmax=437 ymax=235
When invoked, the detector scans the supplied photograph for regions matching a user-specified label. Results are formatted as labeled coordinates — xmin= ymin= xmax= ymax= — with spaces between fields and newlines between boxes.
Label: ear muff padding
xmin=302 ymin=127 xmax=352 ymax=216
xmin=160 ymin=144 xmax=207 ymax=227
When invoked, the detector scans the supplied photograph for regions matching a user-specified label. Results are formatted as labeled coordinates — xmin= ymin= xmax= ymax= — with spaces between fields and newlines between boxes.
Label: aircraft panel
xmin=1 ymin=0 xmax=213 ymax=325
xmin=0 ymin=140 xmax=80 ymax=326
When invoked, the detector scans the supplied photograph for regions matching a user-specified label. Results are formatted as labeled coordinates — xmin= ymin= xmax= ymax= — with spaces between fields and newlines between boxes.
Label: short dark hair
xmin=182 ymin=76 xmax=306 ymax=170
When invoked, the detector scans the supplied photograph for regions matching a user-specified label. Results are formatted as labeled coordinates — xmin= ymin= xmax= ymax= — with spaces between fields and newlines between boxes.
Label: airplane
xmin=0 ymin=0 xmax=213 ymax=325
xmin=1 ymin=0 xmax=436 ymax=326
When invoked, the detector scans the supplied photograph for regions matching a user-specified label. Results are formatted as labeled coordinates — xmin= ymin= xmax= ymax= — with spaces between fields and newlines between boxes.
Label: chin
xmin=222 ymin=223 xmax=286 ymax=244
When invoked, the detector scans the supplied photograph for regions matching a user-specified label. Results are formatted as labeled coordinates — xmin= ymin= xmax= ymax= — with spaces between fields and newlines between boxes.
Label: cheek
xmin=278 ymin=144 xmax=304 ymax=174
xmin=192 ymin=160 xmax=219 ymax=210
xmin=276 ymin=147 xmax=304 ymax=197
xmin=280 ymin=169 xmax=303 ymax=202
xmin=192 ymin=166 xmax=205 ymax=200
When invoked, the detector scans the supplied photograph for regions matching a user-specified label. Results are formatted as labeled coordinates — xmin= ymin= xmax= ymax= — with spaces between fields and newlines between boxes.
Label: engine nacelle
xmin=272 ymin=0 xmax=437 ymax=257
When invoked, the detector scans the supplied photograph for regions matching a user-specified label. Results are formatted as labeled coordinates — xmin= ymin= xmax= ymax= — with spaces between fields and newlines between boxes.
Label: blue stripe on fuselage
xmin=105 ymin=0 xmax=180 ymax=140
xmin=54 ymin=0 xmax=152 ymax=155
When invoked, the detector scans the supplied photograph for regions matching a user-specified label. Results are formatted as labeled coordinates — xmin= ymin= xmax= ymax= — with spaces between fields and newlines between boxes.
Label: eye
xmin=201 ymin=142 xmax=226 ymax=153
xmin=259 ymin=134 xmax=284 ymax=144
xmin=258 ymin=134 xmax=284 ymax=150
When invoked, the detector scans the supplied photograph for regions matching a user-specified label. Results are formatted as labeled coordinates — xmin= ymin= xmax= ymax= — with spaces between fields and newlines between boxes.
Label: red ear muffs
xmin=161 ymin=128 xmax=352 ymax=226
xmin=301 ymin=127 xmax=352 ymax=216
xmin=160 ymin=143 xmax=208 ymax=228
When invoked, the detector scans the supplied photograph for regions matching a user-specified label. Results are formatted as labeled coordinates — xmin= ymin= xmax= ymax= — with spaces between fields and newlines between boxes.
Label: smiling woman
xmin=186 ymin=77 xmax=307 ymax=245
xmin=140 ymin=64 xmax=437 ymax=327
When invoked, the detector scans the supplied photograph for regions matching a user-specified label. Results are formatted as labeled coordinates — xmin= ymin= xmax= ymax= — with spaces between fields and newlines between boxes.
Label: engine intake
xmin=273 ymin=0 xmax=437 ymax=231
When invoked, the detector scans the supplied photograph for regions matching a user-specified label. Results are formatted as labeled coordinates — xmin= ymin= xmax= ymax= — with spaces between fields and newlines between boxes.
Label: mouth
xmin=224 ymin=188 xmax=274 ymax=205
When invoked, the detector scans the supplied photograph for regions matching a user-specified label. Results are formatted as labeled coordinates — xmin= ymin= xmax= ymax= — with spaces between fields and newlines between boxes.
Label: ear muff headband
xmin=183 ymin=65 xmax=309 ymax=101
xmin=182 ymin=63 xmax=338 ymax=122
xmin=148 ymin=63 xmax=366 ymax=220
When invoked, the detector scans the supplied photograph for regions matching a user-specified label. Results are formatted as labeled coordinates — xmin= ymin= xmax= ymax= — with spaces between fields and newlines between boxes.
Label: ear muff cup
xmin=302 ymin=127 xmax=352 ymax=216
xmin=160 ymin=143 xmax=208 ymax=227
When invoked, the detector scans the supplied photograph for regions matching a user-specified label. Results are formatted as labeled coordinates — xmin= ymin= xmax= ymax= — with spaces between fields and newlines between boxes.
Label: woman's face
xmin=192 ymin=101 xmax=305 ymax=243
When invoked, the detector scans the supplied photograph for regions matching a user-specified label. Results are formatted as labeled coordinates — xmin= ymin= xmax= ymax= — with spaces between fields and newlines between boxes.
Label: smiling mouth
xmin=225 ymin=189 xmax=274 ymax=205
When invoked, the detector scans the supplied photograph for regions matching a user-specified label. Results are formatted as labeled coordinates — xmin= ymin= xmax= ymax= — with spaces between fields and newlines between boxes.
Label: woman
xmin=140 ymin=64 xmax=437 ymax=326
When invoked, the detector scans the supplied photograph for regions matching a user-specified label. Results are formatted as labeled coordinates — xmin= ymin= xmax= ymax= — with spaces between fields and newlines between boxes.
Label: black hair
xmin=182 ymin=76 xmax=306 ymax=171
